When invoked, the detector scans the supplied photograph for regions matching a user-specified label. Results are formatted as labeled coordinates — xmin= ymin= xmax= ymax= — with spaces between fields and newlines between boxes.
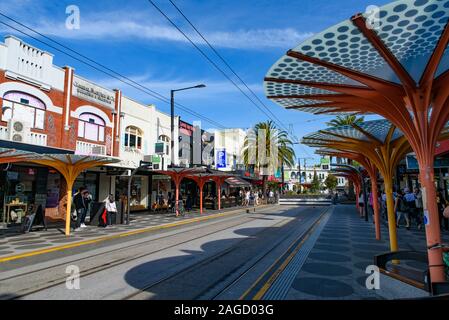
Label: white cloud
xmin=93 ymin=73 xmax=264 ymax=102
xmin=18 ymin=11 xmax=312 ymax=50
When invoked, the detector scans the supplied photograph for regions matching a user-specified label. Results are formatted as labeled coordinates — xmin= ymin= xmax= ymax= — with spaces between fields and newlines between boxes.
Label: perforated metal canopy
xmin=302 ymin=119 xmax=403 ymax=146
xmin=264 ymin=0 xmax=449 ymax=114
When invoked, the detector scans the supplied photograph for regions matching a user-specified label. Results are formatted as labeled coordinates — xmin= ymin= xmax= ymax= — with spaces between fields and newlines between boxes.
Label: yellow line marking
xmin=240 ymin=207 xmax=329 ymax=300
xmin=0 ymin=206 xmax=269 ymax=263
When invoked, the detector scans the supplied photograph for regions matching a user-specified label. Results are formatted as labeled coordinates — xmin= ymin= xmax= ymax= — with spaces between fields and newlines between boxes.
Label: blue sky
xmin=0 ymin=0 xmax=389 ymax=163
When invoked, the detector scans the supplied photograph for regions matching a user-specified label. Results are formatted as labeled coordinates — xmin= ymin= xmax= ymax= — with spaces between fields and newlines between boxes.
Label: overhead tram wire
xmin=167 ymin=0 xmax=288 ymax=133
xmin=147 ymin=0 xmax=296 ymax=140
xmin=0 ymin=14 xmax=227 ymax=129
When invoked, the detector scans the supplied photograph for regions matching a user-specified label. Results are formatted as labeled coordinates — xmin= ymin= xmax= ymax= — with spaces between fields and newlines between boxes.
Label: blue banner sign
xmin=217 ymin=149 xmax=227 ymax=169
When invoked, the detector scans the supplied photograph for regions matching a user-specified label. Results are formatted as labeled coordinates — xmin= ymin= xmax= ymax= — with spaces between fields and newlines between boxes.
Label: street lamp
xmin=170 ymin=84 xmax=206 ymax=167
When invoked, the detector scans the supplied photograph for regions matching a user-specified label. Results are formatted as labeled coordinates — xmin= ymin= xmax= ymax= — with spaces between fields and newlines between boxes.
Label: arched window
xmin=78 ymin=113 xmax=105 ymax=142
xmin=2 ymin=91 xmax=46 ymax=129
xmin=124 ymin=126 xmax=143 ymax=150
xmin=159 ymin=135 xmax=170 ymax=143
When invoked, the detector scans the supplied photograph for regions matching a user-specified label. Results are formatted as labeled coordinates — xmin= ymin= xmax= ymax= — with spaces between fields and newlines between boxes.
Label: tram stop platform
xmin=244 ymin=205 xmax=449 ymax=300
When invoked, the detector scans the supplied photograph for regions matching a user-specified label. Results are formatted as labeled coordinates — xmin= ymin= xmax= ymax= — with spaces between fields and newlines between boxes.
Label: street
xmin=0 ymin=205 xmax=325 ymax=300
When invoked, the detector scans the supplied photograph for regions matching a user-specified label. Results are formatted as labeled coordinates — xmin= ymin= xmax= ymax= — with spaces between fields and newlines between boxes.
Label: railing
xmin=0 ymin=126 xmax=47 ymax=146
xmin=76 ymin=141 xmax=106 ymax=155
xmin=29 ymin=132 xmax=47 ymax=146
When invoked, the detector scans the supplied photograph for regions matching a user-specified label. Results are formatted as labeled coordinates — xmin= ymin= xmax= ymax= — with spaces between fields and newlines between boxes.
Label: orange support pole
xmin=200 ymin=182 xmax=204 ymax=215
xmin=419 ymin=158 xmax=445 ymax=282
xmin=370 ymin=175 xmax=381 ymax=241
xmin=175 ymin=179 xmax=180 ymax=217
xmin=217 ymin=181 xmax=223 ymax=211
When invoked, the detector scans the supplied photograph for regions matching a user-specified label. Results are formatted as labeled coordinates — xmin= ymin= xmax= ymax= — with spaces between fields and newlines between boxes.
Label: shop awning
xmin=225 ymin=176 xmax=251 ymax=187
xmin=0 ymin=140 xmax=74 ymax=154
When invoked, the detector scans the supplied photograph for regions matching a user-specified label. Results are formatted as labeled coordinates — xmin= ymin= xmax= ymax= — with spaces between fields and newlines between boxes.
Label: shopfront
xmin=116 ymin=175 xmax=149 ymax=212
xmin=0 ymin=164 xmax=67 ymax=225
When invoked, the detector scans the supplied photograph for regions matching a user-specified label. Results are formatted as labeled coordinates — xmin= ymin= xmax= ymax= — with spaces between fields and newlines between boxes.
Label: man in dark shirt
xmin=73 ymin=187 xmax=88 ymax=231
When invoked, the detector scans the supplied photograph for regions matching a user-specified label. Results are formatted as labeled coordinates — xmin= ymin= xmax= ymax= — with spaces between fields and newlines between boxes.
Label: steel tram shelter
xmin=265 ymin=0 xmax=449 ymax=283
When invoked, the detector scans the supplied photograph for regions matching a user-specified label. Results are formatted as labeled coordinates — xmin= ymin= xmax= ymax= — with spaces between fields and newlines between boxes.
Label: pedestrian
xmin=381 ymin=190 xmax=387 ymax=220
xmin=404 ymin=188 xmax=417 ymax=228
xmin=186 ymin=192 xmax=192 ymax=212
xmin=395 ymin=190 xmax=411 ymax=230
xmin=414 ymin=187 xmax=423 ymax=229
xmin=103 ymin=194 xmax=117 ymax=227
xmin=358 ymin=192 xmax=365 ymax=218
xmin=269 ymin=189 xmax=274 ymax=204
xmin=437 ymin=189 xmax=449 ymax=232
xmin=368 ymin=190 xmax=374 ymax=220
xmin=73 ymin=187 xmax=88 ymax=231
xmin=245 ymin=189 xmax=251 ymax=206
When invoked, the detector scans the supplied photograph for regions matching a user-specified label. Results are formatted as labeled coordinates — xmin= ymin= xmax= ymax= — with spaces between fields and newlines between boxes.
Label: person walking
xmin=358 ymin=192 xmax=365 ymax=218
xmin=404 ymin=188 xmax=417 ymax=228
xmin=245 ymin=189 xmax=251 ymax=207
xmin=395 ymin=190 xmax=411 ymax=230
xmin=73 ymin=187 xmax=88 ymax=231
xmin=437 ymin=189 xmax=449 ymax=232
xmin=414 ymin=187 xmax=424 ymax=230
xmin=269 ymin=190 xmax=274 ymax=204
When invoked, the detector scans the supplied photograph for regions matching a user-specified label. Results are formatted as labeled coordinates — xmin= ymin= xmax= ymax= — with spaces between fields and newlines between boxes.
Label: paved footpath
xmin=262 ymin=205 xmax=449 ymax=300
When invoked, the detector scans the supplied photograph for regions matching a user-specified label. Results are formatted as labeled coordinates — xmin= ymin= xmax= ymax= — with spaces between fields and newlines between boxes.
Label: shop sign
xmin=155 ymin=142 xmax=165 ymax=154
xmin=15 ymin=183 xmax=24 ymax=193
xmin=406 ymin=155 xmax=449 ymax=170
xmin=152 ymin=155 xmax=161 ymax=164
xmin=7 ymin=171 xmax=19 ymax=180
xmin=153 ymin=175 xmax=171 ymax=180
xmin=72 ymin=78 xmax=115 ymax=108
xmin=217 ymin=149 xmax=226 ymax=169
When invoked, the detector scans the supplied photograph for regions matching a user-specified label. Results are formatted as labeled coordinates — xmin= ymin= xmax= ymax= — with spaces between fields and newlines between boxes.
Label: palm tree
xmin=326 ymin=115 xmax=365 ymax=127
xmin=242 ymin=121 xmax=295 ymax=193
xmin=326 ymin=115 xmax=364 ymax=200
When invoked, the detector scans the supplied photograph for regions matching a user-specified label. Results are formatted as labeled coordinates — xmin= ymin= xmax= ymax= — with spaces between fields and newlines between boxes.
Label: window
xmin=2 ymin=91 xmax=46 ymax=129
xmin=78 ymin=113 xmax=105 ymax=142
xmin=159 ymin=135 xmax=170 ymax=155
xmin=124 ymin=126 xmax=143 ymax=150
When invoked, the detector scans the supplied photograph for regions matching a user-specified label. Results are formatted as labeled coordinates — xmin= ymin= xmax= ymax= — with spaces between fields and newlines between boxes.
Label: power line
xmin=147 ymin=0 xmax=295 ymax=139
xmin=167 ymin=0 xmax=289 ymax=133
xmin=0 ymin=13 xmax=227 ymax=129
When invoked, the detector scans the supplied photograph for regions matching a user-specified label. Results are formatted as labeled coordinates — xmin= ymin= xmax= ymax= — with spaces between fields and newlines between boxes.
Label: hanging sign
xmin=217 ymin=149 xmax=226 ymax=169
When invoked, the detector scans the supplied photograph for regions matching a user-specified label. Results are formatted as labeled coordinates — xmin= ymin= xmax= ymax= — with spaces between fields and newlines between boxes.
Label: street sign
xmin=217 ymin=149 xmax=226 ymax=169
xmin=139 ymin=161 xmax=153 ymax=168
xmin=152 ymin=155 xmax=161 ymax=164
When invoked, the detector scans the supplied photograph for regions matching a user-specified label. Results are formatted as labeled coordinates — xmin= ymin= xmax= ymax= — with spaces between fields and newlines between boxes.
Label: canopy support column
xmin=370 ymin=175 xmax=381 ymax=241
xmin=419 ymin=157 xmax=446 ymax=283
xmin=384 ymin=179 xmax=398 ymax=253
xmin=64 ymin=178 xmax=75 ymax=236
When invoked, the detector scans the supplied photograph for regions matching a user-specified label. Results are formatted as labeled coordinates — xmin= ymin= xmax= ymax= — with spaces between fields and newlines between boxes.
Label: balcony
xmin=0 ymin=126 xmax=47 ymax=146
xmin=76 ymin=141 xmax=106 ymax=156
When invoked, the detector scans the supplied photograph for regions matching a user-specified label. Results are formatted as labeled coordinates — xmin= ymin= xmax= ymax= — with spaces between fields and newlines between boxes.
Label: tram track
xmin=1 ymin=206 xmax=302 ymax=299
xmin=0 ymin=209 xmax=258 ymax=281
xmin=123 ymin=206 xmax=329 ymax=300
